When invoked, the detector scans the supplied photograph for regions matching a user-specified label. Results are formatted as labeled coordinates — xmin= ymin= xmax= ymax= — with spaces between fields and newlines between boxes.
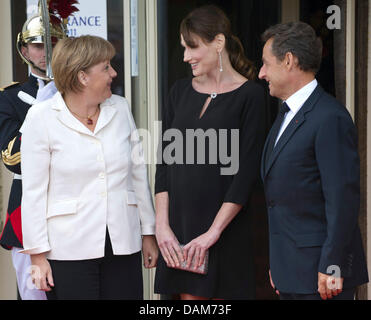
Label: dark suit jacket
xmin=261 ymin=84 xmax=368 ymax=294
xmin=0 ymin=75 xmax=38 ymax=249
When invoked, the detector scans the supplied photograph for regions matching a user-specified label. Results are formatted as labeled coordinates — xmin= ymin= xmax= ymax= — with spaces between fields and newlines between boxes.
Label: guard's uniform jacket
xmin=0 ymin=75 xmax=39 ymax=249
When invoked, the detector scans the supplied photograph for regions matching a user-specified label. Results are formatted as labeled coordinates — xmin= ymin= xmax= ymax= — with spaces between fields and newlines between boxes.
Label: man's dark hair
xmin=262 ymin=22 xmax=323 ymax=74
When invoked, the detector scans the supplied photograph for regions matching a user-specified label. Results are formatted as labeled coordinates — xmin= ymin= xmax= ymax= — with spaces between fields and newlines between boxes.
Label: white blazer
xmin=20 ymin=92 xmax=155 ymax=260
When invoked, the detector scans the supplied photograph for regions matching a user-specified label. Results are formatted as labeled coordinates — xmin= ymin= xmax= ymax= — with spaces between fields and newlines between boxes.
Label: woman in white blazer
xmin=20 ymin=35 xmax=158 ymax=300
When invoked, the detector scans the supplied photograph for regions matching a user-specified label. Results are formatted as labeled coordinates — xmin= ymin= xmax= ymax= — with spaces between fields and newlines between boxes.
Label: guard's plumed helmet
xmin=18 ymin=14 xmax=67 ymax=45
xmin=16 ymin=0 xmax=78 ymax=75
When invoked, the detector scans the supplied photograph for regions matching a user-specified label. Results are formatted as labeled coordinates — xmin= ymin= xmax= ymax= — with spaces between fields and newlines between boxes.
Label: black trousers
xmin=279 ymin=287 xmax=355 ymax=300
xmin=46 ymin=230 xmax=143 ymax=300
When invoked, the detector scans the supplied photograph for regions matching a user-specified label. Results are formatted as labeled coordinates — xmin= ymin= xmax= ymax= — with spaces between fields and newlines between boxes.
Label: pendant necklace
xmin=69 ymin=106 xmax=100 ymax=125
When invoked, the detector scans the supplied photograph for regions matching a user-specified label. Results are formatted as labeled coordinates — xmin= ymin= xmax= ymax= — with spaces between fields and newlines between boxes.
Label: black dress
xmin=154 ymin=78 xmax=265 ymax=299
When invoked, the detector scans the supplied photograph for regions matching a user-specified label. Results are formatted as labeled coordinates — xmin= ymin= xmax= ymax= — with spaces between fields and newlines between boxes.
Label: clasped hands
xmin=156 ymin=224 xmax=220 ymax=270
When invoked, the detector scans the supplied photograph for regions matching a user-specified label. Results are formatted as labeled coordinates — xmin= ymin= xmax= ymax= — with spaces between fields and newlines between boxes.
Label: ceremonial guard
xmin=0 ymin=0 xmax=77 ymax=299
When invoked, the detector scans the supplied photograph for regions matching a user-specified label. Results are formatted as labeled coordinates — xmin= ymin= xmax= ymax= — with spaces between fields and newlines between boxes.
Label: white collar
xmin=284 ymin=79 xmax=318 ymax=115
xmin=51 ymin=92 xmax=117 ymax=136
xmin=51 ymin=91 xmax=115 ymax=111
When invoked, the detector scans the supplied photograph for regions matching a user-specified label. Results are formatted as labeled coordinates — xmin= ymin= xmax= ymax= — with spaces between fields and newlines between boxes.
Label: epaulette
xmin=0 ymin=82 xmax=20 ymax=92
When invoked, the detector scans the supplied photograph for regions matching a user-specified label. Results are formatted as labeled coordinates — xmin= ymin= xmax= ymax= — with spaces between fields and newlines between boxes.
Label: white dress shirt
xmin=20 ymin=92 xmax=155 ymax=260
xmin=275 ymin=79 xmax=318 ymax=146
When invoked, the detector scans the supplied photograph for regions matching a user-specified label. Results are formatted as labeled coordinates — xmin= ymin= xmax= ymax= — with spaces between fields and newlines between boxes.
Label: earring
xmin=218 ymin=51 xmax=223 ymax=72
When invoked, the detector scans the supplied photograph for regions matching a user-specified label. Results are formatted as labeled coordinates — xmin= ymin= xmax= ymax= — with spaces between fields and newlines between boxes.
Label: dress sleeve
xmin=154 ymin=81 xmax=177 ymax=194
xmin=19 ymin=105 xmax=51 ymax=255
xmin=125 ymin=98 xmax=156 ymax=235
xmin=223 ymin=84 xmax=266 ymax=206
xmin=315 ymin=112 xmax=360 ymax=276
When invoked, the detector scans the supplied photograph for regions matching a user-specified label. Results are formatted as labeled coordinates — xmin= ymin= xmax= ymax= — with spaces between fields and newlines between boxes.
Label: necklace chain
xmin=68 ymin=106 xmax=100 ymax=125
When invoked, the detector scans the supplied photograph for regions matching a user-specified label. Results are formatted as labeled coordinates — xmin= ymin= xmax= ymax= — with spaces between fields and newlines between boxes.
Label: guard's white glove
xmin=36 ymin=80 xmax=57 ymax=102
xmin=19 ymin=80 xmax=58 ymax=135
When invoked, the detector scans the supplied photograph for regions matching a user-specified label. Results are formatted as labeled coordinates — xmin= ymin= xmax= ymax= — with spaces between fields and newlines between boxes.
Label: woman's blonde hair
xmin=52 ymin=35 xmax=116 ymax=94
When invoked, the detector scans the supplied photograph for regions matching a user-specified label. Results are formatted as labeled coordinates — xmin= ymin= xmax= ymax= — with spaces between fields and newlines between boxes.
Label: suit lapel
xmin=263 ymin=85 xmax=324 ymax=178
xmin=261 ymin=128 xmax=273 ymax=180
xmin=264 ymin=112 xmax=306 ymax=177
xmin=94 ymin=98 xmax=117 ymax=135
xmin=53 ymin=93 xmax=92 ymax=135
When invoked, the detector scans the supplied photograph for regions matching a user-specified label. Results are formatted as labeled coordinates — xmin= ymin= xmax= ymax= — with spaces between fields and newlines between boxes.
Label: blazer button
xmin=268 ymin=201 xmax=275 ymax=209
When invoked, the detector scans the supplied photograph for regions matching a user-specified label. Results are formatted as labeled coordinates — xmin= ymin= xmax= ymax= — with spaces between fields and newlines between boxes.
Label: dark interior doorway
xmin=300 ymin=0 xmax=336 ymax=96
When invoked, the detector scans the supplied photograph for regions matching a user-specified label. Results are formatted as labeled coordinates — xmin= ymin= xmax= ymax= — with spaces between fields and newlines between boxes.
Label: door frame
xmin=0 ymin=0 xmax=18 ymax=301
xmin=123 ymin=0 xmax=160 ymax=300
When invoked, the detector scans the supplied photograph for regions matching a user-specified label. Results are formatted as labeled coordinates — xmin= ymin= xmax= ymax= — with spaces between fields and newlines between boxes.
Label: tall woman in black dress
xmin=154 ymin=5 xmax=265 ymax=300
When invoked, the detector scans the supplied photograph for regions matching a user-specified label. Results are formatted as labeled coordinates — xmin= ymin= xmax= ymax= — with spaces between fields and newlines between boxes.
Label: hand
xmin=269 ymin=270 xmax=280 ymax=295
xmin=30 ymin=253 xmax=54 ymax=292
xmin=156 ymin=223 xmax=184 ymax=268
xmin=142 ymin=235 xmax=159 ymax=268
xmin=36 ymin=81 xmax=57 ymax=102
xmin=183 ymin=228 xmax=220 ymax=270
xmin=318 ymin=272 xmax=343 ymax=300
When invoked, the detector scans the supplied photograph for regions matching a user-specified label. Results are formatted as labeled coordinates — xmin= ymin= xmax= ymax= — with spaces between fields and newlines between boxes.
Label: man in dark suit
xmin=258 ymin=22 xmax=368 ymax=300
